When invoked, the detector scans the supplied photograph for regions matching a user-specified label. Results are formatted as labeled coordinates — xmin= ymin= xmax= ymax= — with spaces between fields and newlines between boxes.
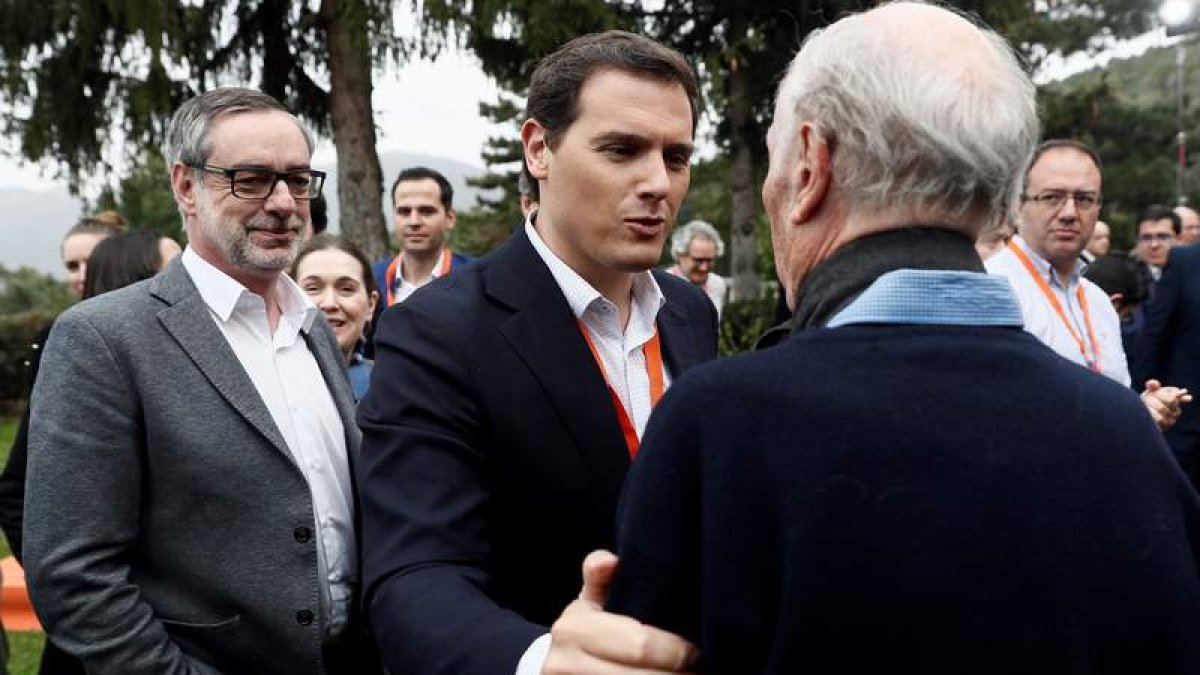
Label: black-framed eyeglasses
xmin=190 ymin=164 xmax=326 ymax=200
xmin=1021 ymin=190 xmax=1101 ymax=213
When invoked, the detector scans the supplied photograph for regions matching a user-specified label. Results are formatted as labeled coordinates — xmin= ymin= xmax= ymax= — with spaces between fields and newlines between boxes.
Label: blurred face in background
xmin=1087 ymin=221 xmax=1110 ymax=257
xmin=1136 ymin=218 xmax=1177 ymax=269
xmin=1176 ymin=206 xmax=1200 ymax=245
xmin=62 ymin=232 xmax=108 ymax=298
xmin=295 ymin=247 xmax=379 ymax=360
xmin=1018 ymin=147 xmax=1102 ymax=276
xmin=678 ymin=236 xmax=717 ymax=286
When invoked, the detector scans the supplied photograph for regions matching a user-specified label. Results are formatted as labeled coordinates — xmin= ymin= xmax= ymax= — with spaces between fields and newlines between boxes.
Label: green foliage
xmin=96 ymin=151 xmax=182 ymax=242
xmin=0 ymin=267 xmax=72 ymax=316
xmin=8 ymin=630 xmax=45 ymax=675
xmin=719 ymin=295 xmax=781 ymax=356
xmin=0 ymin=311 xmax=55 ymax=404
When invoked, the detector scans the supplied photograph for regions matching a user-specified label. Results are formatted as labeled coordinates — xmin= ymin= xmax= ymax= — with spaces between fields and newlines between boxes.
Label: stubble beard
xmin=197 ymin=195 xmax=302 ymax=275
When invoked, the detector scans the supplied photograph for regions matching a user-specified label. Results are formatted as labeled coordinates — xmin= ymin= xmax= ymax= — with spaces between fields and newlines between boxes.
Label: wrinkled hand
xmin=542 ymin=550 xmax=698 ymax=675
xmin=1141 ymin=379 xmax=1192 ymax=431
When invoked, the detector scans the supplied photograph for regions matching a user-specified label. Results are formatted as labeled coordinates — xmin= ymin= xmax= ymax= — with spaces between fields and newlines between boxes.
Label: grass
xmin=0 ymin=415 xmax=42 ymax=673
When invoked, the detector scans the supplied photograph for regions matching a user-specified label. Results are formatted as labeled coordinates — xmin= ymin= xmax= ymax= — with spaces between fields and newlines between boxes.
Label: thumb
xmin=579 ymin=549 xmax=619 ymax=607
xmin=1144 ymin=379 xmax=1162 ymax=394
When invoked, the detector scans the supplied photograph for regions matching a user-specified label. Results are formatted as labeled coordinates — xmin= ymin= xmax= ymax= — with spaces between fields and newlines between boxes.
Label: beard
xmin=196 ymin=193 xmax=304 ymax=274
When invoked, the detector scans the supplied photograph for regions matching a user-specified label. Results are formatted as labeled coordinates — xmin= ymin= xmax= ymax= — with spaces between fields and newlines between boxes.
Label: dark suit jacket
xmin=1138 ymin=244 xmax=1200 ymax=433
xmin=609 ymin=322 xmax=1200 ymax=673
xmin=356 ymin=227 xmax=718 ymax=675
xmin=24 ymin=259 xmax=372 ymax=675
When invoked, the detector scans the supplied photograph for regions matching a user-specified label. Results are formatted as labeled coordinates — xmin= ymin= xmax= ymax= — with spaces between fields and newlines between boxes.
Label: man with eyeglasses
xmin=23 ymin=88 xmax=380 ymax=674
xmin=1134 ymin=204 xmax=1181 ymax=283
xmin=986 ymin=139 xmax=1188 ymax=431
xmin=667 ymin=219 xmax=729 ymax=317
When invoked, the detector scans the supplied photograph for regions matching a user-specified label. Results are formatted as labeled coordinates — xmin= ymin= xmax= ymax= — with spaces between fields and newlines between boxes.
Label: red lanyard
xmin=1008 ymin=241 xmax=1102 ymax=373
xmin=577 ymin=321 xmax=665 ymax=458
xmin=384 ymin=248 xmax=452 ymax=307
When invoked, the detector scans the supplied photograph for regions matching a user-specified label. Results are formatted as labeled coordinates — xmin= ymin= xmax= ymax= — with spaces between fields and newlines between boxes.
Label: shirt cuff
xmin=515 ymin=633 xmax=552 ymax=675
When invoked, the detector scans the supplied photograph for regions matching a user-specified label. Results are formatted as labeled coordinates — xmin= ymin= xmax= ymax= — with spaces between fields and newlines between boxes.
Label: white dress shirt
xmin=515 ymin=219 xmax=671 ymax=674
xmin=181 ymin=247 xmax=356 ymax=630
xmin=986 ymin=235 xmax=1130 ymax=386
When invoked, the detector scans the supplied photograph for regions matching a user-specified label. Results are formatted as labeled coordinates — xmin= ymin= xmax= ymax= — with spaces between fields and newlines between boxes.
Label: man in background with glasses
xmin=1134 ymin=205 xmax=1181 ymax=284
xmin=986 ymin=139 xmax=1189 ymax=431
xmin=23 ymin=87 xmax=379 ymax=674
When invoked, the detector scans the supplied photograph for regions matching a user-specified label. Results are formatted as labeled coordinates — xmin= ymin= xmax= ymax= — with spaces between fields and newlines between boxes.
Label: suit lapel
xmin=151 ymin=260 xmax=294 ymax=463
xmin=304 ymin=324 xmax=357 ymax=447
xmin=486 ymin=231 xmax=632 ymax=490
xmin=654 ymin=271 xmax=707 ymax=376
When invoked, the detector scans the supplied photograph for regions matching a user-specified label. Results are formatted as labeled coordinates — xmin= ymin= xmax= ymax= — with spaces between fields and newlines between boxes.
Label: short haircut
xmin=670 ymin=220 xmax=725 ymax=259
xmin=290 ymin=233 xmax=379 ymax=300
xmin=391 ymin=166 xmax=453 ymax=211
xmin=1024 ymin=139 xmax=1103 ymax=193
xmin=772 ymin=4 xmax=1038 ymax=233
xmin=82 ymin=230 xmax=164 ymax=299
xmin=1137 ymin=204 xmax=1182 ymax=236
xmin=526 ymin=30 xmax=699 ymax=149
xmin=162 ymin=87 xmax=314 ymax=169
xmin=1084 ymin=253 xmax=1149 ymax=308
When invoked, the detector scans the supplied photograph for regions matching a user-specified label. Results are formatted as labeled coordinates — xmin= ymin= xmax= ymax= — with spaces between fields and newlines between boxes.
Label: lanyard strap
xmin=1007 ymin=242 xmax=1102 ymax=373
xmin=384 ymin=248 xmax=453 ymax=307
xmin=577 ymin=320 xmax=665 ymax=458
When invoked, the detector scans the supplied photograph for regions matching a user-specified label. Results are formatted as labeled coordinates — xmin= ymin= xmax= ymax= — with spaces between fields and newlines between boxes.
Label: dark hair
xmin=1084 ymin=252 xmax=1148 ymax=309
xmin=1136 ymin=204 xmax=1182 ymax=235
xmin=526 ymin=30 xmax=699 ymax=149
xmin=1024 ymin=139 xmax=1103 ymax=192
xmin=391 ymin=167 xmax=453 ymax=210
xmin=310 ymin=195 xmax=329 ymax=235
xmin=290 ymin=233 xmax=378 ymax=299
xmin=82 ymin=230 xmax=165 ymax=299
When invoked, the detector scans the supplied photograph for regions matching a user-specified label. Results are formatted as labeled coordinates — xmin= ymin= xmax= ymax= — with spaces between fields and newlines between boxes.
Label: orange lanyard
xmin=577 ymin=320 xmax=665 ymax=458
xmin=384 ymin=248 xmax=453 ymax=307
xmin=1008 ymin=241 xmax=1102 ymax=373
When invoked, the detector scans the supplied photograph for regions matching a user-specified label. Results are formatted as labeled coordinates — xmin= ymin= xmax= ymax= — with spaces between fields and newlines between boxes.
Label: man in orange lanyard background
xmin=371 ymin=166 xmax=472 ymax=308
xmin=986 ymin=139 xmax=1189 ymax=429
xmin=356 ymin=31 xmax=718 ymax=675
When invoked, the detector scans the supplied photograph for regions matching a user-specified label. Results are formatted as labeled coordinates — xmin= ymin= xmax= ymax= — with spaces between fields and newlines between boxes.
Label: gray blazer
xmin=25 ymin=258 xmax=360 ymax=675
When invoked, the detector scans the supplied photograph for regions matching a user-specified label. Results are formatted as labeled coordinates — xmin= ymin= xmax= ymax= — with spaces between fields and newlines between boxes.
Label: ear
xmin=788 ymin=122 xmax=833 ymax=227
xmin=170 ymin=162 xmax=201 ymax=218
xmin=366 ymin=289 xmax=380 ymax=318
xmin=521 ymin=118 xmax=551 ymax=181
xmin=445 ymin=207 xmax=457 ymax=231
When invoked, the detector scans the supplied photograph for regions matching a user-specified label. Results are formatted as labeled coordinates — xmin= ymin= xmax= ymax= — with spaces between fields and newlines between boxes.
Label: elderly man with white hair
xmin=606 ymin=3 xmax=1200 ymax=673
xmin=667 ymin=219 xmax=728 ymax=316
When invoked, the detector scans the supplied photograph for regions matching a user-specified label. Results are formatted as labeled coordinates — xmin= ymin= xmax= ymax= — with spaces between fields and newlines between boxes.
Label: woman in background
xmin=60 ymin=216 xmax=125 ymax=298
xmin=0 ymin=230 xmax=178 ymax=675
xmin=290 ymin=234 xmax=379 ymax=400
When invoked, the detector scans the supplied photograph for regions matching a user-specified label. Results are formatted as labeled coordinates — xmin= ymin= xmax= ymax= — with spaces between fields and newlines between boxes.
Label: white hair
xmin=670 ymin=219 xmax=725 ymax=260
xmin=772 ymin=2 xmax=1038 ymax=232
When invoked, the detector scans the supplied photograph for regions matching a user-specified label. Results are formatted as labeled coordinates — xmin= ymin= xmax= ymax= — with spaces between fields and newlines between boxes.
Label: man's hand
xmin=1141 ymin=379 xmax=1192 ymax=431
xmin=541 ymin=550 xmax=697 ymax=675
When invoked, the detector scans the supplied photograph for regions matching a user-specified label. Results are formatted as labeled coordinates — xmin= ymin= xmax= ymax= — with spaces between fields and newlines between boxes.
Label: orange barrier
xmin=2 ymin=556 xmax=41 ymax=631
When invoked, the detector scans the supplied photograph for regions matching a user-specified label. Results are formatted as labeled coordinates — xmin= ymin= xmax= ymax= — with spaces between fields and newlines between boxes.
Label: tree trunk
xmin=727 ymin=13 xmax=760 ymax=301
xmin=322 ymin=0 xmax=389 ymax=262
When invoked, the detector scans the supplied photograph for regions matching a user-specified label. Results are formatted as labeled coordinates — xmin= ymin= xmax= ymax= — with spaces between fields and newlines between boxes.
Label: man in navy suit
xmin=1140 ymin=240 xmax=1200 ymax=482
xmin=357 ymin=31 xmax=717 ymax=675
xmin=606 ymin=4 xmax=1200 ymax=673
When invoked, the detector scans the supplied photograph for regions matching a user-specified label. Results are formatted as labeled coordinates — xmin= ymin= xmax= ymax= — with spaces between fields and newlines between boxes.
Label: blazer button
xmin=296 ymin=609 xmax=314 ymax=625
xmin=293 ymin=526 xmax=312 ymax=543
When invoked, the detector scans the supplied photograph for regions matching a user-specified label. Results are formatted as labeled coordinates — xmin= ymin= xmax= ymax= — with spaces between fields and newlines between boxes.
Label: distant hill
xmin=0 ymin=150 xmax=493 ymax=278
xmin=1050 ymin=37 xmax=1200 ymax=111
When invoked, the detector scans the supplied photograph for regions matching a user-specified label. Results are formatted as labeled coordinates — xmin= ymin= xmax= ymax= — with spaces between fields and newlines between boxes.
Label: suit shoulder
xmin=654 ymin=270 xmax=713 ymax=311
xmin=61 ymin=278 xmax=160 ymax=327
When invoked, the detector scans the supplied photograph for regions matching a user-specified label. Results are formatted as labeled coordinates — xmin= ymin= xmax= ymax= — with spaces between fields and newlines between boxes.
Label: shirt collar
xmin=1010 ymin=234 xmax=1086 ymax=286
xmin=827 ymin=269 xmax=1024 ymax=328
xmin=524 ymin=218 xmax=665 ymax=321
xmin=181 ymin=246 xmax=318 ymax=333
